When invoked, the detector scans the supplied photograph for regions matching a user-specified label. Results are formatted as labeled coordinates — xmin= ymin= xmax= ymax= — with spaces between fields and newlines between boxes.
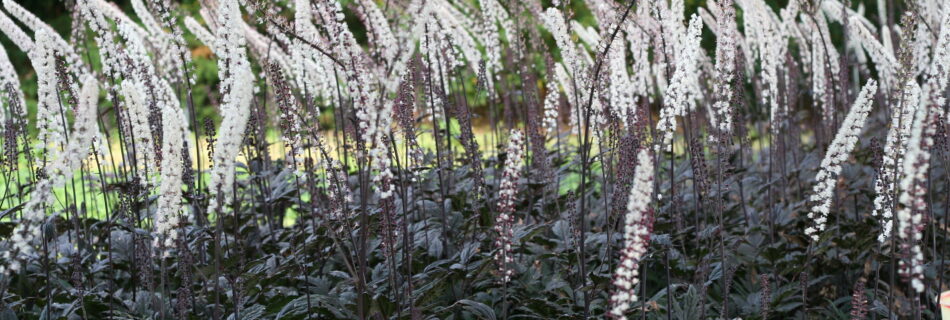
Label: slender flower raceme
xmin=78 ymin=0 xmax=123 ymax=85
xmin=479 ymin=0 xmax=513 ymax=92
xmin=154 ymin=101 xmax=187 ymax=254
xmin=897 ymin=78 xmax=943 ymax=293
xmin=625 ymin=10 xmax=653 ymax=103
xmin=608 ymin=148 xmax=655 ymax=319
xmin=542 ymin=75 xmax=561 ymax=133
xmin=494 ymin=130 xmax=525 ymax=283
xmin=710 ymin=0 xmax=737 ymax=136
xmin=894 ymin=97 xmax=940 ymax=294
xmin=541 ymin=8 xmax=584 ymax=78
xmin=740 ymin=0 xmax=787 ymax=131
xmin=207 ymin=0 xmax=255 ymax=214
xmin=607 ymin=32 xmax=635 ymax=126
xmin=30 ymin=29 xmax=68 ymax=162
xmin=806 ymin=80 xmax=877 ymax=241
xmin=120 ymin=80 xmax=157 ymax=173
xmin=0 ymin=9 xmax=32 ymax=53
xmin=872 ymin=81 xmax=919 ymax=243
xmin=892 ymin=8 xmax=950 ymax=293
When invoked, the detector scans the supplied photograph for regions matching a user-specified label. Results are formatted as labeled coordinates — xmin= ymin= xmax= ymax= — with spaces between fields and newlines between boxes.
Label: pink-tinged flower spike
xmin=314 ymin=0 xmax=394 ymax=203
xmin=117 ymin=16 xmax=179 ymax=166
xmin=806 ymin=80 xmax=877 ymax=242
xmin=1 ymin=75 xmax=99 ymax=275
xmin=608 ymin=148 xmax=655 ymax=319
xmin=893 ymin=8 xmax=950 ymax=293
xmin=494 ymin=129 xmax=525 ymax=283
xmin=655 ymin=14 xmax=703 ymax=153
xmin=207 ymin=0 xmax=255 ymax=215
xmin=872 ymin=81 xmax=919 ymax=243
xmin=895 ymin=95 xmax=941 ymax=294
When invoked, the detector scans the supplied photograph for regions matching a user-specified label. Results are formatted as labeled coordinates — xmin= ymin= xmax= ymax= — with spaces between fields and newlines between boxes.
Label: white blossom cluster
xmin=849 ymin=16 xmax=898 ymax=92
xmin=2 ymin=76 xmax=99 ymax=275
xmin=324 ymin=158 xmax=352 ymax=223
xmin=607 ymin=30 xmax=636 ymax=126
xmin=119 ymin=80 xmax=157 ymax=173
xmin=809 ymin=30 xmax=832 ymax=123
xmin=207 ymin=0 xmax=255 ymax=214
xmin=290 ymin=0 xmax=334 ymax=100
xmin=652 ymin=0 xmax=685 ymax=86
xmin=709 ymin=0 xmax=737 ymax=136
xmin=0 ymin=8 xmax=32 ymax=53
xmin=655 ymin=15 xmax=703 ymax=152
xmin=624 ymin=14 xmax=653 ymax=106
xmin=412 ymin=0 xmax=480 ymax=86
xmin=608 ymin=149 xmax=655 ymax=319
xmin=117 ymin=15 xmax=179 ymax=172
xmin=542 ymin=8 xmax=584 ymax=80
xmin=369 ymin=99 xmax=396 ymax=200
xmin=494 ymin=130 xmax=525 ymax=283
xmin=543 ymin=6 xmax=606 ymax=132
xmin=130 ymin=0 xmax=190 ymax=84
xmin=416 ymin=17 xmax=454 ymax=122
xmin=798 ymin=5 xmax=841 ymax=124
xmin=77 ymin=0 xmax=123 ymax=87
xmin=542 ymin=75 xmax=561 ymax=133
xmin=738 ymin=0 xmax=786 ymax=131
xmin=154 ymin=97 xmax=188 ymax=254
xmin=479 ymin=0 xmax=513 ymax=81
xmin=806 ymin=80 xmax=877 ymax=242
xmin=357 ymin=0 xmax=398 ymax=66
xmin=29 ymin=29 xmax=68 ymax=162
xmin=927 ymin=9 xmax=950 ymax=93
xmin=872 ymin=81 xmax=919 ymax=243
